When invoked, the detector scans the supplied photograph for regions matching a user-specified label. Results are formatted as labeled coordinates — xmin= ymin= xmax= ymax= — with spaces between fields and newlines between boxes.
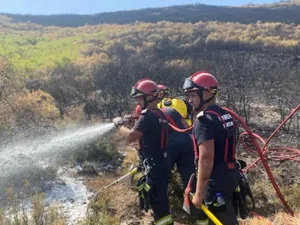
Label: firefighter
xmin=160 ymin=104 xmax=195 ymax=190
xmin=183 ymin=71 xmax=241 ymax=225
xmin=113 ymin=78 xmax=173 ymax=225
xmin=135 ymin=90 xmax=195 ymax=190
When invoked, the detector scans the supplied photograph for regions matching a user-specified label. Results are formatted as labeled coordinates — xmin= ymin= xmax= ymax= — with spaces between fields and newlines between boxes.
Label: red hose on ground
xmin=224 ymin=105 xmax=300 ymax=216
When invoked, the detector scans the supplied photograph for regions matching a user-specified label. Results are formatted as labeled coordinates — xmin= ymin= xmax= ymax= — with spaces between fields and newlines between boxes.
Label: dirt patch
xmin=105 ymin=184 xmax=142 ymax=224
xmin=84 ymin=172 xmax=194 ymax=225
xmin=85 ymin=173 xmax=142 ymax=222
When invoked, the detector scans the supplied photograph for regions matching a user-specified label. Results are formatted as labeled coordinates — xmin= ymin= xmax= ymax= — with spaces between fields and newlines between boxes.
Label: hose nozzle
xmin=112 ymin=117 xmax=124 ymax=128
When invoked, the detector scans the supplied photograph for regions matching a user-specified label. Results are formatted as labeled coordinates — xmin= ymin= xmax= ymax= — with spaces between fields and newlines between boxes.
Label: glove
xmin=123 ymin=114 xmax=133 ymax=123
xmin=112 ymin=117 xmax=123 ymax=128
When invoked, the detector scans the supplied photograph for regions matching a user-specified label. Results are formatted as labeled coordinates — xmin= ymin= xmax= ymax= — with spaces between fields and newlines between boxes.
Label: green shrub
xmin=76 ymin=137 xmax=121 ymax=164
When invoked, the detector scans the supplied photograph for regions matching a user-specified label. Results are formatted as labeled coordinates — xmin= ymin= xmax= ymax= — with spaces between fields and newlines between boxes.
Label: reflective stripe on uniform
xmin=155 ymin=214 xmax=173 ymax=225
xmin=144 ymin=183 xmax=151 ymax=191
xmin=137 ymin=183 xmax=151 ymax=192
xmin=137 ymin=184 xmax=144 ymax=191
xmin=196 ymin=219 xmax=209 ymax=225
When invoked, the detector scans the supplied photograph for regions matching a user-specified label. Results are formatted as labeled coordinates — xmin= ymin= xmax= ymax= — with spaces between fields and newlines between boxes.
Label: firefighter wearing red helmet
xmin=156 ymin=84 xmax=196 ymax=194
xmin=132 ymin=82 xmax=195 ymax=192
xmin=157 ymin=84 xmax=170 ymax=99
xmin=183 ymin=71 xmax=241 ymax=225
xmin=114 ymin=78 xmax=173 ymax=225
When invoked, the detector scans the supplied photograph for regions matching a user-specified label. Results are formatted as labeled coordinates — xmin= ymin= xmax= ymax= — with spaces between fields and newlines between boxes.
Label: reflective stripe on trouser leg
xmin=196 ymin=219 xmax=209 ymax=225
xmin=154 ymin=214 xmax=173 ymax=225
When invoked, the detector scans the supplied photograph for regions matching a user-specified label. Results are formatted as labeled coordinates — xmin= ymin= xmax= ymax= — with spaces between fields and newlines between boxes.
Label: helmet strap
xmin=142 ymin=94 xmax=157 ymax=110
xmin=142 ymin=95 xmax=148 ymax=110
xmin=198 ymin=90 xmax=215 ymax=109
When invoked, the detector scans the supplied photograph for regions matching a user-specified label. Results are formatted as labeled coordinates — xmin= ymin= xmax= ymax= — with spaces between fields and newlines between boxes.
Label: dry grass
xmin=0 ymin=192 xmax=67 ymax=225
xmin=235 ymin=163 xmax=300 ymax=225
xmin=242 ymin=212 xmax=300 ymax=225
xmin=83 ymin=182 xmax=140 ymax=225
xmin=121 ymin=149 xmax=139 ymax=169
xmin=82 ymin=190 xmax=120 ymax=225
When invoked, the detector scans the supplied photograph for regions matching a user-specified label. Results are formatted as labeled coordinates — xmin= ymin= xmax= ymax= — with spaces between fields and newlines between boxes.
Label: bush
xmin=75 ymin=137 xmax=121 ymax=164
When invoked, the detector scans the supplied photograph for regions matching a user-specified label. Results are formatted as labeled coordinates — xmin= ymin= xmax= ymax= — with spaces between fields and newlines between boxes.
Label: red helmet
xmin=158 ymin=84 xmax=168 ymax=91
xmin=130 ymin=78 xmax=159 ymax=98
xmin=158 ymin=84 xmax=170 ymax=98
xmin=183 ymin=71 xmax=219 ymax=93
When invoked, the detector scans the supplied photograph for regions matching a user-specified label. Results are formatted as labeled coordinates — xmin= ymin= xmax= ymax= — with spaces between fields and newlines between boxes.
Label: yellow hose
xmin=190 ymin=193 xmax=223 ymax=225
xmin=200 ymin=204 xmax=223 ymax=225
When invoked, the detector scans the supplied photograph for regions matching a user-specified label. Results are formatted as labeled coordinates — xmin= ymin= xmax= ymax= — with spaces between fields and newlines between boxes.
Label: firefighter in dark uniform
xmin=183 ymin=71 xmax=241 ymax=225
xmin=160 ymin=104 xmax=195 ymax=190
xmin=113 ymin=78 xmax=173 ymax=225
xmin=133 ymin=94 xmax=195 ymax=189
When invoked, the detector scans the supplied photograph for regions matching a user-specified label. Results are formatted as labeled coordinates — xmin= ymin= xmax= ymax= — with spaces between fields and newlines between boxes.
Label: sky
xmin=1 ymin=0 xmax=280 ymax=15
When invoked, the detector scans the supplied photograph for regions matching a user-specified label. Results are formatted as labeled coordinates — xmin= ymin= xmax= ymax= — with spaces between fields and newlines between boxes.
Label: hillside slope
xmin=0 ymin=16 xmax=299 ymax=71
xmin=2 ymin=1 xmax=300 ymax=27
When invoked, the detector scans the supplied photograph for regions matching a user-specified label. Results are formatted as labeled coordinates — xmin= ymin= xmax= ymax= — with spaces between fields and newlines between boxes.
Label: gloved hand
xmin=112 ymin=117 xmax=123 ymax=128
xmin=123 ymin=114 xmax=133 ymax=122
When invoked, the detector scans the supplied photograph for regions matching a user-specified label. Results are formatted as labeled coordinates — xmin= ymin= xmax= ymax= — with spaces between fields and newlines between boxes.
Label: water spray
xmin=0 ymin=122 xmax=116 ymax=204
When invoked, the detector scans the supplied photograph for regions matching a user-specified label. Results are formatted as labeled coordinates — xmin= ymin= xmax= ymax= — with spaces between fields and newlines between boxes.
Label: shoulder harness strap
xmin=160 ymin=107 xmax=178 ymax=128
xmin=150 ymin=108 xmax=168 ymax=150
xmin=205 ymin=109 xmax=236 ymax=166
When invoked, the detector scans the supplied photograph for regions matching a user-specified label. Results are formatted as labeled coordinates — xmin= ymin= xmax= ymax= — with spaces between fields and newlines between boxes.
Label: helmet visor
xmin=130 ymin=87 xmax=145 ymax=98
xmin=183 ymin=78 xmax=196 ymax=90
